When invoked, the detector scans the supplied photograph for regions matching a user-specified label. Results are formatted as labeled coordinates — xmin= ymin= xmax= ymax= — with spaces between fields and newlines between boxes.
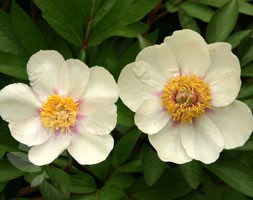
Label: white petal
xmin=164 ymin=29 xmax=210 ymax=77
xmin=207 ymin=101 xmax=253 ymax=149
xmin=9 ymin=117 xmax=50 ymax=146
xmin=148 ymin=121 xmax=192 ymax=164
xmin=27 ymin=50 xmax=66 ymax=100
xmin=28 ymin=135 xmax=71 ymax=166
xmin=77 ymin=98 xmax=117 ymax=135
xmin=135 ymin=97 xmax=170 ymax=134
xmin=136 ymin=44 xmax=179 ymax=83
xmin=204 ymin=43 xmax=241 ymax=107
xmin=68 ymin=133 xmax=113 ymax=165
xmin=180 ymin=116 xmax=224 ymax=164
xmin=0 ymin=83 xmax=41 ymax=122
xmin=65 ymin=59 xmax=90 ymax=99
xmin=118 ymin=62 xmax=156 ymax=112
xmin=83 ymin=66 xmax=118 ymax=102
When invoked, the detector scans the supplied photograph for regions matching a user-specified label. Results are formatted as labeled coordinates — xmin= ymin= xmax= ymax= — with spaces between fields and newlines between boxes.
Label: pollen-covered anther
xmin=40 ymin=94 xmax=79 ymax=133
xmin=161 ymin=75 xmax=211 ymax=123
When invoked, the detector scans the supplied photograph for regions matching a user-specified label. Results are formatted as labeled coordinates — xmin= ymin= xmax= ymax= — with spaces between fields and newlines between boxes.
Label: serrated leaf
xmin=0 ymin=52 xmax=28 ymax=80
xmin=11 ymin=2 xmax=47 ymax=54
xmin=180 ymin=161 xmax=202 ymax=189
xmin=70 ymin=173 xmax=97 ymax=194
xmin=205 ymin=0 xmax=238 ymax=43
xmin=33 ymin=0 xmax=83 ymax=46
xmin=112 ymin=128 xmax=141 ymax=168
xmin=178 ymin=8 xmax=200 ymax=33
xmin=0 ymin=159 xmax=24 ymax=182
xmin=142 ymin=145 xmax=167 ymax=186
xmin=205 ymin=160 xmax=253 ymax=197
xmin=181 ymin=2 xmax=214 ymax=22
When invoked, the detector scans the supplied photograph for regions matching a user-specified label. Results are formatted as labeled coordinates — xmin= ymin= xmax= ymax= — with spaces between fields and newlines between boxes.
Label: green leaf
xmin=89 ymin=0 xmax=158 ymax=46
xmin=0 ymin=182 xmax=7 ymax=193
xmin=205 ymin=0 xmax=238 ymax=43
xmin=116 ymin=159 xmax=143 ymax=174
xmin=0 ymin=11 xmax=26 ymax=55
xmin=0 ymin=52 xmax=28 ymax=80
xmin=45 ymin=166 xmax=71 ymax=195
xmin=112 ymin=128 xmax=141 ymax=168
xmin=181 ymin=2 xmax=214 ymax=22
xmin=39 ymin=180 xmax=70 ymax=200
xmin=11 ymin=2 xmax=47 ymax=54
xmin=33 ymin=0 xmax=83 ymax=46
xmin=241 ymin=63 xmax=253 ymax=77
xmin=129 ymin=168 xmax=192 ymax=200
xmin=116 ymin=99 xmax=135 ymax=128
xmin=238 ymin=82 xmax=253 ymax=99
xmin=205 ymin=160 xmax=253 ymax=197
xmin=142 ymin=145 xmax=167 ymax=186
xmin=239 ymin=1 xmax=253 ymax=16
xmin=227 ymin=30 xmax=252 ymax=49
xmin=0 ymin=159 xmax=24 ymax=182
xmin=88 ymin=155 xmax=112 ymax=180
xmin=178 ymin=8 xmax=200 ymax=33
xmin=72 ymin=193 xmax=97 ymax=200
xmin=180 ymin=161 xmax=202 ymax=189
xmin=137 ymin=35 xmax=152 ymax=50
xmin=106 ymin=174 xmax=135 ymax=190
xmin=70 ymin=173 xmax=97 ymax=194
xmin=98 ymin=185 xmax=126 ymax=200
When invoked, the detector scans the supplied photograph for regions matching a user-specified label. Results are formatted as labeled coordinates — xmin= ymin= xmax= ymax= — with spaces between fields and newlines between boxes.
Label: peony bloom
xmin=0 ymin=50 xmax=118 ymax=166
xmin=118 ymin=29 xmax=253 ymax=164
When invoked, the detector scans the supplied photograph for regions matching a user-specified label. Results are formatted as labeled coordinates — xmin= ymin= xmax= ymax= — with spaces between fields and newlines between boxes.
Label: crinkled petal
xmin=27 ymin=50 xmax=66 ymax=101
xmin=180 ymin=115 xmax=224 ymax=164
xmin=0 ymin=83 xmax=41 ymax=122
xmin=204 ymin=43 xmax=241 ymax=107
xmin=9 ymin=117 xmax=50 ymax=146
xmin=118 ymin=62 xmax=157 ymax=112
xmin=77 ymin=98 xmax=117 ymax=135
xmin=28 ymin=135 xmax=71 ymax=166
xmin=164 ymin=29 xmax=210 ymax=77
xmin=62 ymin=59 xmax=90 ymax=99
xmin=207 ymin=101 xmax=253 ymax=149
xmin=135 ymin=97 xmax=170 ymax=134
xmin=68 ymin=133 xmax=113 ymax=165
xmin=83 ymin=66 xmax=118 ymax=102
xmin=136 ymin=44 xmax=179 ymax=83
xmin=149 ymin=121 xmax=192 ymax=164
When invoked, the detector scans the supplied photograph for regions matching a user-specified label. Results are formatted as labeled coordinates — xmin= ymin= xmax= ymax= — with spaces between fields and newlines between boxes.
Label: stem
xmin=82 ymin=16 xmax=93 ymax=51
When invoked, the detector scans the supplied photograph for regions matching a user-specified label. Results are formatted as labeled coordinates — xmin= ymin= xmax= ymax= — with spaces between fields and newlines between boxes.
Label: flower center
xmin=40 ymin=94 xmax=79 ymax=133
xmin=161 ymin=75 xmax=211 ymax=123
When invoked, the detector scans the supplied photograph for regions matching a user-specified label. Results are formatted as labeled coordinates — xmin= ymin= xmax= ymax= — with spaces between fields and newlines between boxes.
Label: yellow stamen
xmin=40 ymin=94 xmax=79 ymax=133
xmin=161 ymin=75 xmax=211 ymax=123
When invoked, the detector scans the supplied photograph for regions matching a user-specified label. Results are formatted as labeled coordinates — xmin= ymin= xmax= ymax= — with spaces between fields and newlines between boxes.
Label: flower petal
xmin=118 ymin=62 xmax=156 ymax=112
xmin=64 ymin=59 xmax=90 ymax=99
xmin=77 ymin=98 xmax=117 ymax=135
xmin=148 ymin=121 xmax=192 ymax=164
xmin=135 ymin=97 xmax=170 ymax=134
xmin=180 ymin=116 xmax=224 ymax=164
xmin=27 ymin=50 xmax=66 ymax=100
xmin=207 ymin=101 xmax=253 ymax=149
xmin=204 ymin=43 xmax=241 ymax=107
xmin=136 ymin=44 xmax=179 ymax=83
xmin=28 ymin=135 xmax=71 ymax=166
xmin=0 ymin=83 xmax=41 ymax=122
xmin=9 ymin=117 xmax=50 ymax=146
xmin=164 ymin=29 xmax=210 ymax=77
xmin=67 ymin=133 xmax=113 ymax=165
xmin=83 ymin=66 xmax=118 ymax=102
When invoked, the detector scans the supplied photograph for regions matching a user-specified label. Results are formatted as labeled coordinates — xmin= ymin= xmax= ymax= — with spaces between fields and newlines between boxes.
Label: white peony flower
xmin=118 ymin=29 xmax=253 ymax=164
xmin=0 ymin=50 xmax=118 ymax=166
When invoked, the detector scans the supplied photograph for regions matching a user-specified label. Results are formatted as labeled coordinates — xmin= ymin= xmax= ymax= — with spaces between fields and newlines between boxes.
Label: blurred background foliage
xmin=0 ymin=0 xmax=253 ymax=199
